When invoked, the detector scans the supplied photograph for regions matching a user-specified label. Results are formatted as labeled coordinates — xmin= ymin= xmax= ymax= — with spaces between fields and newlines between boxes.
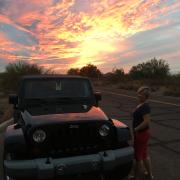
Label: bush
xmin=79 ymin=64 xmax=102 ymax=78
xmin=0 ymin=73 xmax=5 ymax=91
xmin=67 ymin=68 xmax=80 ymax=75
xmin=164 ymin=86 xmax=180 ymax=97
xmin=129 ymin=58 xmax=170 ymax=79
xmin=104 ymin=68 xmax=125 ymax=83
xmin=0 ymin=61 xmax=48 ymax=93
xmin=67 ymin=64 xmax=102 ymax=79
xmin=117 ymin=80 xmax=143 ymax=91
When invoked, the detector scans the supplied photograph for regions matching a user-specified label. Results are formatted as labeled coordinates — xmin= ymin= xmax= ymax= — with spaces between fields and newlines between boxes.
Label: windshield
xmin=23 ymin=78 xmax=92 ymax=99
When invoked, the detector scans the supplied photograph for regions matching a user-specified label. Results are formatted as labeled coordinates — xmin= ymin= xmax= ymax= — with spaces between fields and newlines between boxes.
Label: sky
xmin=0 ymin=0 xmax=180 ymax=73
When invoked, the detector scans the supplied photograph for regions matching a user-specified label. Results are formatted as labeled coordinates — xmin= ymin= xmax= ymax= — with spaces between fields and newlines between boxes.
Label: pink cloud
xmin=0 ymin=0 xmax=179 ymax=72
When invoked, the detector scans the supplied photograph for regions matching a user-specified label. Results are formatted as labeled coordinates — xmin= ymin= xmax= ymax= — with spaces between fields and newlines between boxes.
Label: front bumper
xmin=4 ymin=147 xmax=134 ymax=179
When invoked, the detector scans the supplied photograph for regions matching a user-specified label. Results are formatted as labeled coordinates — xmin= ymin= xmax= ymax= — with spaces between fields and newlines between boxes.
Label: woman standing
xmin=130 ymin=86 xmax=154 ymax=180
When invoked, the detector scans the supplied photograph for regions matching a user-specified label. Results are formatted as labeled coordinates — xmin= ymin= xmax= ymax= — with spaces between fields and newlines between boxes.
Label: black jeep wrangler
xmin=3 ymin=75 xmax=133 ymax=180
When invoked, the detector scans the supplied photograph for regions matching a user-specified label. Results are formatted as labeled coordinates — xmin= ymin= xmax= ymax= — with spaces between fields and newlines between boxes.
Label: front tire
xmin=104 ymin=161 xmax=133 ymax=180
xmin=4 ymin=176 xmax=15 ymax=180
xmin=3 ymin=151 xmax=21 ymax=180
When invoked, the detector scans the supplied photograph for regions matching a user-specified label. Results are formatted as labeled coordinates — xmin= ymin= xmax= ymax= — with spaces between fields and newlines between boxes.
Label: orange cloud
xmin=0 ymin=0 xmax=180 ymax=72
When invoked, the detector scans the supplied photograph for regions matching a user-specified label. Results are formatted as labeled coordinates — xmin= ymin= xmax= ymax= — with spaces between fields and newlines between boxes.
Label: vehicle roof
xmin=21 ymin=74 xmax=89 ymax=80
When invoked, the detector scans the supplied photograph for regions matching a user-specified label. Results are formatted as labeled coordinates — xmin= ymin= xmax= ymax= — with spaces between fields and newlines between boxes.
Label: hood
xmin=21 ymin=104 xmax=109 ymax=126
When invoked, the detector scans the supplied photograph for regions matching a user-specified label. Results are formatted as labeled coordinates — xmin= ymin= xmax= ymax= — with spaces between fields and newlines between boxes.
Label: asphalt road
xmin=0 ymin=90 xmax=180 ymax=180
xmin=99 ymin=89 xmax=180 ymax=180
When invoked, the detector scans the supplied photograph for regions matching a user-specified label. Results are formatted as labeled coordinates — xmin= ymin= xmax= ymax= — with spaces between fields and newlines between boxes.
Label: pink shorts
xmin=134 ymin=130 xmax=150 ymax=161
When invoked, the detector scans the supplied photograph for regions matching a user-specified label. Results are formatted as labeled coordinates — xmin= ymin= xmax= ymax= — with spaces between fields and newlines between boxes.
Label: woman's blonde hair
xmin=137 ymin=86 xmax=151 ymax=98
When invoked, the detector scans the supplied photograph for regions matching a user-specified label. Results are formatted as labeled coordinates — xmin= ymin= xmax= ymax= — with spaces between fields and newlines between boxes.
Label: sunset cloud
xmin=0 ymin=0 xmax=180 ymax=73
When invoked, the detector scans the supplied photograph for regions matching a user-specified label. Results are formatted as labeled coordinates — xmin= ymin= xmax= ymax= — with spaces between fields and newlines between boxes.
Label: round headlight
xmin=33 ymin=129 xmax=46 ymax=143
xmin=99 ymin=124 xmax=110 ymax=137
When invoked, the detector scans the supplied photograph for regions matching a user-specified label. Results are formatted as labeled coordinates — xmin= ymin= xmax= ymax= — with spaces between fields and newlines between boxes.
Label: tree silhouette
xmin=129 ymin=58 xmax=170 ymax=79
xmin=1 ymin=61 xmax=48 ymax=93
xmin=105 ymin=68 xmax=125 ymax=82
xmin=67 ymin=68 xmax=80 ymax=75
xmin=79 ymin=64 xmax=102 ymax=78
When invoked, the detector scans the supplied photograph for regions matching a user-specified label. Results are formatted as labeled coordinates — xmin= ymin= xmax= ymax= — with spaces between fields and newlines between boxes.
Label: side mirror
xmin=94 ymin=92 xmax=102 ymax=102
xmin=9 ymin=94 xmax=18 ymax=105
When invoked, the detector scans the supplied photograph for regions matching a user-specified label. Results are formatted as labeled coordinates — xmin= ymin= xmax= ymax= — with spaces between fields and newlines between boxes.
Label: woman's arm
xmin=134 ymin=114 xmax=151 ymax=132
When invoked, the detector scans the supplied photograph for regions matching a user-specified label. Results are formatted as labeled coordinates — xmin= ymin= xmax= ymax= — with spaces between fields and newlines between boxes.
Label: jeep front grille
xmin=29 ymin=121 xmax=117 ymax=158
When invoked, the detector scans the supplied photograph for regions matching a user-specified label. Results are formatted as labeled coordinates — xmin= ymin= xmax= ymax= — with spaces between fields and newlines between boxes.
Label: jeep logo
xmin=69 ymin=125 xmax=79 ymax=129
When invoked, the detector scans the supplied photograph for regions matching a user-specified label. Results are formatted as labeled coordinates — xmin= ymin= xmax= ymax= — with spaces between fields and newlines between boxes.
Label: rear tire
xmin=103 ymin=161 xmax=133 ymax=180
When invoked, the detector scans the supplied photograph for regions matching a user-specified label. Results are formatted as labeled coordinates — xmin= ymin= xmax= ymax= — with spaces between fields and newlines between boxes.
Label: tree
xmin=105 ymin=68 xmax=125 ymax=83
xmin=1 ymin=61 xmax=47 ymax=93
xmin=129 ymin=58 xmax=170 ymax=79
xmin=67 ymin=68 xmax=80 ymax=75
xmin=0 ymin=73 xmax=5 ymax=92
xmin=79 ymin=64 xmax=102 ymax=78
xmin=113 ymin=68 xmax=125 ymax=77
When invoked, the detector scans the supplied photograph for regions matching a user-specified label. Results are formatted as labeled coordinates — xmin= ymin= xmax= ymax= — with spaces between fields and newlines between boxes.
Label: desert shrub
xmin=117 ymin=83 xmax=134 ymax=91
xmin=79 ymin=64 xmax=102 ymax=79
xmin=117 ymin=80 xmax=143 ymax=91
xmin=0 ymin=73 xmax=5 ymax=91
xmin=104 ymin=68 xmax=125 ymax=83
xmin=129 ymin=58 xmax=170 ymax=79
xmin=0 ymin=61 xmax=49 ymax=93
xmin=67 ymin=64 xmax=102 ymax=79
xmin=169 ymin=74 xmax=180 ymax=85
xmin=164 ymin=86 xmax=180 ymax=97
xmin=67 ymin=68 xmax=80 ymax=75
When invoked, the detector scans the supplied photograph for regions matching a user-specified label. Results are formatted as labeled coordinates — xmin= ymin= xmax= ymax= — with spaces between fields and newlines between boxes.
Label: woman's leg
xmin=128 ymin=160 xmax=135 ymax=179
xmin=143 ymin=156 xmax=154 ymax=179
xmin=133 ymin=133 xmax=143 ymax=180
xmin=134 ymin=160 xmax=144 ymax=180
xmin=143 ymin=131 xmax=153 ymax=179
